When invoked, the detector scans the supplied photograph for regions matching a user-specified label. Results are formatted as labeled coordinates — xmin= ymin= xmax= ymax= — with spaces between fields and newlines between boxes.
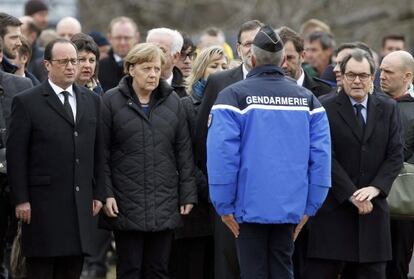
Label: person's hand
xmin=350 ymin=196 xmax=373 ymax=215
xmin=293 ymin=215 xmax=309 ymax=241
xmin=16 ymin=202 xmax=31 ymax=224
xmin=92 ymin=200 xmax=103 ymax=216
xmin=104 ymin=197 xmax=118 ymax=217
xmin=353 ymin=186 xmax=380 ymax=201
xmin=221 ymin=214 xmax=240 ymax=238
xmin=180 ymin=204 xmax=194 ymax=215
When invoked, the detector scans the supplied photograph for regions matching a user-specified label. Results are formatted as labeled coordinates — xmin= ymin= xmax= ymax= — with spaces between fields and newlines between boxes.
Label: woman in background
xmin=175 ymin=46 xmax=228 ymax=279
xmin=71 ymin=33 xmax=103 ymax=95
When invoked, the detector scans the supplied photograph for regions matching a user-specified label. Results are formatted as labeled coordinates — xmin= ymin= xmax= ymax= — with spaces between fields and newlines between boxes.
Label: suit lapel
xmin=74 ymin=85 xmax=86 ymax=125
xmin=363 ymin=94 xmax=380 ymax=143
xmin=43 ymin=81 xmax=74 ymax=126
xmin=336 ymin=91 xmax=364 ymax=142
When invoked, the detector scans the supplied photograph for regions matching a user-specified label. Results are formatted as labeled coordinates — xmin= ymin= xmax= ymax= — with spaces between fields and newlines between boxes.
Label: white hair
xmin=252 ymin=45 xmax=285 ymax=67
xmin=146 ymin=27 xmax=183 ymax=56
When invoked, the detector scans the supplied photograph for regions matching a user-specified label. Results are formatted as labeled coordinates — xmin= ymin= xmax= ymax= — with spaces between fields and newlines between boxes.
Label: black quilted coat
xmin=100 ymin=76 xmax=197 ymax=232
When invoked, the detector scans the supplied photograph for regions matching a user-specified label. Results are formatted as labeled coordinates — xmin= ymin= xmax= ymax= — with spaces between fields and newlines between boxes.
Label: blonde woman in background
xmin=174 ymin=46 xmax=228 ymax=279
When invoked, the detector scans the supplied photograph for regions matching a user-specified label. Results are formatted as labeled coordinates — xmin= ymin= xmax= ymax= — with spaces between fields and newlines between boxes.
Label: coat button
xmin=75 ymin=158 xmax=80 ymax=164
xmin=74 ymin=131 xmax=78 ymax=137
xmin=75 ymin=186 xmax=80 ymax=192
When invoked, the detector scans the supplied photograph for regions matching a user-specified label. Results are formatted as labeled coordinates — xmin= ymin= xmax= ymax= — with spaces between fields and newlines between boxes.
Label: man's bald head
xmin=380 ymin=50 xmax=414 ymax=97
xmin=56 ymin=17 xmax=81 ymax=40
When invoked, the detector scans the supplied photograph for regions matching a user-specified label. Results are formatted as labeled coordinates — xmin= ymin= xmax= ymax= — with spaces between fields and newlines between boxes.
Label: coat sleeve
xmin=305 ymin=101 xmax=332 ymax=216
xmin=101 ymin=95 xmax=114 ymax=198
xmin=175 ymin=99 xmax=197 ymax=205
xmin=92 ymin=96 xmax=105 ymax=202
xmin=6 ymin=96 xmax=31 ymax=205
xmin=207 ymin=90 xmax=241 ymax=216
xmin=370 ymin=102 xmax=404 ymax=195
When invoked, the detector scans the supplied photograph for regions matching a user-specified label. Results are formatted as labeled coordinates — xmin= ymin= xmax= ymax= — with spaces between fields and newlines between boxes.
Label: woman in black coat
xmin=101 ymin=43 xmax=197 ymax=279
xmin=175 ymin=46 xmax=228 ymax=279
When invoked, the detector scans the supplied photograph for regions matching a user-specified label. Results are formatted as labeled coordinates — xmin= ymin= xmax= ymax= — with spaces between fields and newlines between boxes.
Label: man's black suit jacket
xmin=98 ymin=49 xmax=125 ymax=92
xmin=302 ymin=71 xmax=332 ymax=98
xmin=307 ymin=91 xmax=403 ymax=262
xmin=7 ymin=81 xmax=105 ymax=257
xmin=194 ymin=65 xmax=243 ymax=173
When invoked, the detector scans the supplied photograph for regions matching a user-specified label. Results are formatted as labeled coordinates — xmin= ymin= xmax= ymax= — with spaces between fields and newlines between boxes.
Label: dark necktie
xmin=354 ymin=104 xmax=365 ymax=131
xmin=61 ymin=91 xmax=74 ymax=121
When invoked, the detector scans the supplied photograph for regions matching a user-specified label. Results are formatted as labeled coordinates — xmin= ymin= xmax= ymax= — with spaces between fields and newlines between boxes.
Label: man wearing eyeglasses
xmin=99 ymin=16 xmax=139 ymax=92
xmin=305 ymin=49 xmax=404 ymax=279
xmin=6 ymin=38 xmax=105 ymax=279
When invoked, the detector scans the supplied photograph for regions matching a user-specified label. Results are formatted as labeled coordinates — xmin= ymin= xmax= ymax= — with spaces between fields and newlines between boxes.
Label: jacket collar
xmin=336 ymin=90 xmax=380 ymax=143
xmin=42 ymin=80 xmax=87 ymax=126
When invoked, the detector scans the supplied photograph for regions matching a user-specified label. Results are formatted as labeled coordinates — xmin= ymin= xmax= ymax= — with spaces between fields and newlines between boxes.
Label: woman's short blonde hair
xmin=186 ymin=46 xmax=226 ymax=91
xmin=123 ymin=43 xmax=166 ymax=74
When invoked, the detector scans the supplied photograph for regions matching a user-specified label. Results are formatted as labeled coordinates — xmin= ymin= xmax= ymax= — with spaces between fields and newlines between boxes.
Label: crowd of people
xmin=0 ymin=0 xmax=414 ymax=279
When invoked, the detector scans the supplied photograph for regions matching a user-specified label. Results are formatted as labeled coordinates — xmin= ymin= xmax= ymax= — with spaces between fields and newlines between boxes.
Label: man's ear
xmin=251 ymin=55 xmax=257 ymax=68
xmin=172 ymin=52 xmax=180 ymax=65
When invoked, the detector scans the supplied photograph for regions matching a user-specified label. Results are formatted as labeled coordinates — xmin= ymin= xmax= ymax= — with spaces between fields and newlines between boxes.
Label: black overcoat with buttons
xmin=6 ymin=80 xmax=105 ymax=257
xmin=307 ymin=91 xmax=403 ymax=262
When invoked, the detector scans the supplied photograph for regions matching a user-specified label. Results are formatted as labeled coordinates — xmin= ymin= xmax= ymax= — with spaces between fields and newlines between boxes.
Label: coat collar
xmin=42 ymin=80 xmax=87 ymax=126
xmin=336 ymin=90 xmax=380 ymax=143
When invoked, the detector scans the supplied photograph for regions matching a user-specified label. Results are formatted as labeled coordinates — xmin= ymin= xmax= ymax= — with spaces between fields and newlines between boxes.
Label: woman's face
xmin=203 ymin=55 xmax=228 ymax=80
xmin=77 ymin=50 xmax=97 ymax=85
xmin=129 ymin=57 xmax=162 ymax=95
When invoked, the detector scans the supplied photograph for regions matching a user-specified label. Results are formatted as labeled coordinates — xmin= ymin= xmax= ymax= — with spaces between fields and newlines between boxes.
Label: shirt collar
xmin=296 ymin=69 xmax=305 ymax=86
xmin=165 ymin=74 xmax=173 ymax=85
xmin=48 ymin=79 xmax=74 ymax=97
xmin=349 ymin=95 xmax=368 ymax=108
xmin=113 ymin=53 xmax=123 ymax=63
xmin=242 ymin=64 xmax=249 ymax=80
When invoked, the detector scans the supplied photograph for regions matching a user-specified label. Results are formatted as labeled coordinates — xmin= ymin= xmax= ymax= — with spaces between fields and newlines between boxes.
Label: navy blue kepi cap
xmin=253 ymin=25 xmax=283 ymax=52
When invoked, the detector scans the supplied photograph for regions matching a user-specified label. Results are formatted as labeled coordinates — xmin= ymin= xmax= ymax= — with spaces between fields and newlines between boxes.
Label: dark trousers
xmin=386 ymin=219 xmax=414 ymax=279
xmin=174 ymin=236 xmax=214 ymax=279
xmin=213 ymin=211 xmax=240 ymax=279
xmin=82 ymin=217 xmax=112 ymax=276
xmin=236 ymin=223 xmax=295 ymax=279
xmin=26 ymin=256 xmax=83 ymax=279
xmin=292 ymin=224 xmax=309 ymax=279
xmin=304 ymin=258 xmax=386 ymax=279
xmin=114 ymin=230 xmax=173 ymax=279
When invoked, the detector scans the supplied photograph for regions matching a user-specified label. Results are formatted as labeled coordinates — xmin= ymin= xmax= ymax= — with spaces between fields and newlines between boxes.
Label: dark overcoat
xmin=307 ymin=91 xmax=403 ymax=262
xmin=7 ymin=81 xmax=105 ymax=257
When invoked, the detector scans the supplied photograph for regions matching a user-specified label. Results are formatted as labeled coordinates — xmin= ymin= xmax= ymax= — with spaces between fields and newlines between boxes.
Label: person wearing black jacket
xmin=100 ymin=43 xmax=197 ymax=279
xmin=176 ymin=46 xmax=227 ymax=279
xmin=380 ymin=50 xmax=414 ymax=279
xmin=98 ymin=17 xmax=139 ymax=92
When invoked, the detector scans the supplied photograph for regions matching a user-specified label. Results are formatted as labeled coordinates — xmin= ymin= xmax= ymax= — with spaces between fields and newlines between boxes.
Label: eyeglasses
xmin=50 ymin=58 xmax=79 ymax=66
xmin=344 ymin=72 xmax=371 ymax=82
xmin=180 ymin=51 xmax=196 ymax=60
xmin=239 ymin=41 xmax=253 ymax=48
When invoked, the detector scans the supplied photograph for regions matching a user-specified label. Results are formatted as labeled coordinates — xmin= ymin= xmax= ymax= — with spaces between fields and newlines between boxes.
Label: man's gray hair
xmin=251 ymin=45 xmax=285 ymax=67
xmin=146 ymin=27 xmax=183 ymax=56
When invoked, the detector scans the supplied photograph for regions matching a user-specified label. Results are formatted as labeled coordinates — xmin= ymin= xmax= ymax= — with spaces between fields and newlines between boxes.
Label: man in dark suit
xmin=98 ymin=17 xmax=139 ymax=92
xmin=7 ymin=38 xmax=104 ymax=279
xmin=305 ymin=50 xmax=403 ymax=279
xmin=278 ymin=26 xmax=332 ymax=98
xmin=380 ymin=50 xmax=414 ymax=279
xmin=0 ymin=37 xmax=32 ymax=279
xmin=194 ymin=19 xmax=263 ymax=279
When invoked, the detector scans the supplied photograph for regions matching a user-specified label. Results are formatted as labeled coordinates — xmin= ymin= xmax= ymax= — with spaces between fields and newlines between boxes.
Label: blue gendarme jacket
xmin=207 ymin=65 xmax=331 ymax=224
